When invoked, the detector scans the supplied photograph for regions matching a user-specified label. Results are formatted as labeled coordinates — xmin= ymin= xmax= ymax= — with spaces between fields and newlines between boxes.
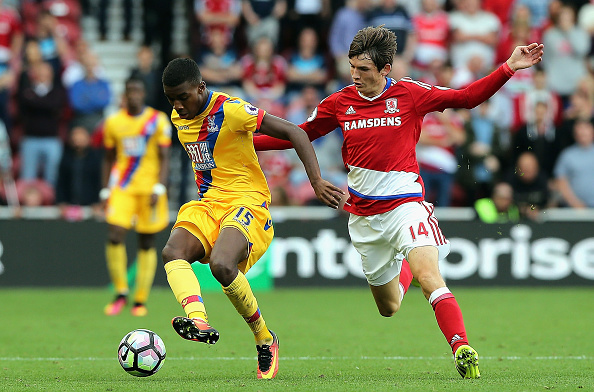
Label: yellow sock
xmin=133 ymin=248 xmax=157 ymax=304
xmin=106 ymin=243 xmax=128 ymax=294
xmin=222 ymin=271 xmax=272 ymax=344
xmin=164 ymin=259 xmax=207 ymax=321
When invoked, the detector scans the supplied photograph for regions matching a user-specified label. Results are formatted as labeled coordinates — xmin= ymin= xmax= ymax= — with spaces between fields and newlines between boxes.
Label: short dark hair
xmin=162 ymin=58 xmax=202 ymax=87
xmin=348 ymin=26 xmax=397 ymax=72
xmin=125 ymin=75 xmax=145 ymax=89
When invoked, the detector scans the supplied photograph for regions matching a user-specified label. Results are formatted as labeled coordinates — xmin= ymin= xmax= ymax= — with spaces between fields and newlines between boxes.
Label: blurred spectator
xmin=483 ymin=0 xmax=515 ymax=26
xmin=286 ymin=84 xmax=320 ymax=125
xmin=55 ymin=125 xmax=102 ymax=210
xmin=448 ymin=0 xmax=500 ymax=74
xmin=241 ymin=0 xmax=286 ymax=48
xmin=61 ymin=38 xmax=106 ymax=89
xmin=578 ymin=0 xmax=594 ymax=61
xmin=142 ymin=0 xmax=173 ymax=66
xmin=474 ymin=182 xmax=520 ymax=224
xmin=516 ymin=0 xmax=555 ymax=31
xmin=419 ymin=57 xmax=453 ymax=88
xmin=492 ymin=6 xmax=537 ymax=100
xmin=416 ymin=109 xmax=466 ymax=207
xmin=389 ymin=56 xmax=410 ymax=80
xmin=0 ymin=0 xmax=23 ymax=133
xmin=542 ymin=4 xmax=590 ymax=105
xmin=0 ymin=118 xmax=17 ymax=206
xmin=33 ymin=10 xmax=69 ymax=78
xmin=0 ymin=117 xmax=10 ymax=177
xmin=197 ymin=30 xmax=242 ymax=96
xmin=512 ymin=67 xmax=563 ymax=131
xmin=194 ymin=0 xmax=241 ymax=50
xmin=495 ymin=5 xmax=541 ymax=65
xmin=284 ymin=85 xmax=346 ymax=205
xmin=22 ymin=0 xmax=81 ymax=45
xmin=241 ymin=36 xmax=287 ymax=106
xmin=457 ymin=101 xmax=508 ymax=205
xmin=98 ymin=0 xmax=131 ymax=41
xmin=328 ymin=0 xmax=369 ymax=87
xmin=256 ymin=149 xmax=293 ymax=198
xmin=67 ymin=51 xmax=111 ymax=131
xmin=18 ymin=39 xmax=45 ymax=90
xmin=554 ymin=118 xmax=594 ymax=208
xmin=411 ymin=0 xmax=449 ymax=70
xmin=557 ymin=81 xmax=594 ymax=149
xmin=367 ymin=0 xmax=415 ymax=61
xmin=16 ymin=178 xmax=55 ymax=206
xmin=129 ymin=45 xmax=161 ymax=109
xmin=43 ymin=0 xmax=81 ymax=43
xmin=18 ymin=61 xmax=67 ymax=187
xmin=283 ymin=0 xmax=331 ymax=51
xmin=398 ymin=0 xmax=421 ymax=15
xmin=512 ymin=100 xmax=561 ymax=178
xmin=270 ymin=183 xmax=290 ymax=206
xmin=506 ymin=151 xmax=551 ymax=221
xmin=285 ymin=27 xmax=328 ymax=96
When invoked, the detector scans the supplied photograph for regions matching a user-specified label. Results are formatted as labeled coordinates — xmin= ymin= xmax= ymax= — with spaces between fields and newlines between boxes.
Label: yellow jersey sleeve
xmin=103 ymin=117 xmax=116 ymax=149
xmin=222 ymin=98 xmax=265 ymax=135
xmin=155 ymin=112 xmax=172 ymax=147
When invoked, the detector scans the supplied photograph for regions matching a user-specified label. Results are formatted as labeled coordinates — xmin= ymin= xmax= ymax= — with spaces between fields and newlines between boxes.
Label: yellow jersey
xmin=103 ymin=106 xmax=172 ymax=194
xmin=171 ymin=91 xmax=271 ymax=206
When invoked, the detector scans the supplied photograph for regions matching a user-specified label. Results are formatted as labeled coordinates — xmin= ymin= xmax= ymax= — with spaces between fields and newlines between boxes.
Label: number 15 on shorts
xmin=233 ymin=207 xmax=254 ymax=229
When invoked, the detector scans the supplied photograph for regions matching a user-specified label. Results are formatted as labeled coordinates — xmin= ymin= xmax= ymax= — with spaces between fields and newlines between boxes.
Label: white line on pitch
xmin=0 ymin=356 xmax=591 ymax=361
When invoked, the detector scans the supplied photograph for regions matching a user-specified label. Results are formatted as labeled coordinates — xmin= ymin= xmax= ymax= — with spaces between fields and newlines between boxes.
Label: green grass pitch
xmin=1 ymin=286 xmax=592 ymax=391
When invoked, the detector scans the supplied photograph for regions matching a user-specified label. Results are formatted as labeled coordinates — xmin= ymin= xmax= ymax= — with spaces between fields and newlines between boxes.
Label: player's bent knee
xmin=161 ymin=243 xmax=179 ymax=265
xmin=377 ymin=301 xmax=400 ymax=317
xmin=209 ymin=259 xmax=237 ymax=286
xmin=416 ymin=272 xmax=446 ymax=292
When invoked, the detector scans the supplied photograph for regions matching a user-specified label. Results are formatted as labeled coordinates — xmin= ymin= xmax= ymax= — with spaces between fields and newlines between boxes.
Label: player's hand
xmin=99 ymin=187 xmax=110 ymax=210
xmin=150 ymin=194 xmax=158 ymax=206
xmin=506 ymin=43 xmax=544 ymax=72
xmin=310 ymin=179 xmax=345 ymax=209
xmin=150 ymin=183 xmax=166 ymax=207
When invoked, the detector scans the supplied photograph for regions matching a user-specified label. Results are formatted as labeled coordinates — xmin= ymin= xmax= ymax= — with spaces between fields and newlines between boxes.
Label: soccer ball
xmin=117 ymin=329 xmax=166 ymax=377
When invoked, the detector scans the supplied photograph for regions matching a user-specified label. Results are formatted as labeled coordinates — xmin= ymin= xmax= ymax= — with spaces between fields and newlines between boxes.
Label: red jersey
xmin=412 ymin=10 xmax=449 ymax=50
xmin=241 ymin=54 xmax=287 ymax=90
xmin=254 ymin=63 xmax=515 ymax=216
xmin=195 ymin=0 xmax=241 ymax=44
xmin=0 ymin=7 xmax=21 ymax=63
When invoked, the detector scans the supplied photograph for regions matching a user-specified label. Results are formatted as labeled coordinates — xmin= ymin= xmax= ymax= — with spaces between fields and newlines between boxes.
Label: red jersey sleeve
xmin=404 ymin=62 xmax=515 ymax=116
xmin=253 ymin=93 xmax=341 ymax=151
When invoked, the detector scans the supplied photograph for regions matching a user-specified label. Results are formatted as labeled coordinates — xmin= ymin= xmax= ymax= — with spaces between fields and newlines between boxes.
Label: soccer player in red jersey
xmin=254 ymin=25 xmax=544 ymax=379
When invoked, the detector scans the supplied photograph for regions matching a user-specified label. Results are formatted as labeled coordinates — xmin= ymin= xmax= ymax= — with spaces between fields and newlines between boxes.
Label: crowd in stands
xmin=1 ymin=0 xmax=594 ymax=222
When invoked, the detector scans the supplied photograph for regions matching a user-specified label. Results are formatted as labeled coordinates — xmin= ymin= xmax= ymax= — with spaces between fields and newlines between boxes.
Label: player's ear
xmin=198 ymin=80 xmax=206 ymax=93
xmin=380 ymin=64 xmax=391 ymax=77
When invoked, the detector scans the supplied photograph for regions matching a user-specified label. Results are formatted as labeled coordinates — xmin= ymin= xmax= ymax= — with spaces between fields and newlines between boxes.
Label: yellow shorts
xmin=106 ymin=187 xmax=169 ymax=234
xmin=173 ymin=200 xmax=274 ymax=273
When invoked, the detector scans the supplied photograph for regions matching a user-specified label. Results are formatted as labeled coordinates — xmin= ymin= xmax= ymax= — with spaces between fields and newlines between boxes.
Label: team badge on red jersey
xmin=384 ymin=98 xmax=399 ymax=114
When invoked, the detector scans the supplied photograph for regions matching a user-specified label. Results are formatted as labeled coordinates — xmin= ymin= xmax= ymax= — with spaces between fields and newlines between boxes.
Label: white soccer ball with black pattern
xmin=118 ymin=329 xmax=166 ymax=377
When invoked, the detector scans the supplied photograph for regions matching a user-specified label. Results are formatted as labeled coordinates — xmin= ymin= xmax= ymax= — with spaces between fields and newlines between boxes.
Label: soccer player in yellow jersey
xmin=161 ymin=58 xmax=344 ymax=379
xmin=101 ymin=76 xmax=172 ymax=317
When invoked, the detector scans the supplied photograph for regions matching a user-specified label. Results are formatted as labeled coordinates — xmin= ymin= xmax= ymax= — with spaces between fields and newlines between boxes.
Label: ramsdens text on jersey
xmin=343 ymin=116 xmax=402 ymax=131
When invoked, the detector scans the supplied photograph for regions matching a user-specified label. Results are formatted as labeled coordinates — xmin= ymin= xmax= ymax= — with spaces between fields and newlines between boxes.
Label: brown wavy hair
xmin=348 ymin=26 xmax=397 ymax=72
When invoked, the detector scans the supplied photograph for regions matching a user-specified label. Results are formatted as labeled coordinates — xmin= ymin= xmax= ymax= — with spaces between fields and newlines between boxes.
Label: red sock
xmin=399 ymin=258 xmax=413 ymax=298
xmin=429 ymin=288 xmax=469 ymax=353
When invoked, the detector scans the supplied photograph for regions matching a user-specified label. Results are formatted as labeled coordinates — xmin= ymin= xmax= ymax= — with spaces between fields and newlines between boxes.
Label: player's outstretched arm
xmin=435 ymin=43 xmax=545 ymax=111
xmin=259 ymin=114 xmax=345 ymax=208
xmin=506 ymin=43 xmax=544 ymax=72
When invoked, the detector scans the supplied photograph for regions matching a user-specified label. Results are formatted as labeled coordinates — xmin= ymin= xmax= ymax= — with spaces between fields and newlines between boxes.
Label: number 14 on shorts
xmin=409 ymin=222 xmax=430 ymax=241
